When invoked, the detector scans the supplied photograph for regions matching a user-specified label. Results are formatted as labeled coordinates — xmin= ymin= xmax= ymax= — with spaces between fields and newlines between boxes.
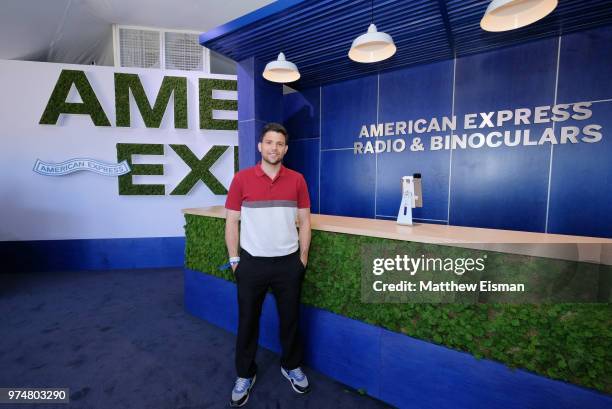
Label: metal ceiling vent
xmin=164 ymin=32 xmax=203 ymax=71
xmin=115 ymin=26 xmax=207 ymax=71
xmin=118 ymin=28 xmax=161 ymax=69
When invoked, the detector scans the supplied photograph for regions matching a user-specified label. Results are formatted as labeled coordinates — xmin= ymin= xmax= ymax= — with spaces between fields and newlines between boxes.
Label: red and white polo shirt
xmin=225 ymin=163 xmax=310 ymax=257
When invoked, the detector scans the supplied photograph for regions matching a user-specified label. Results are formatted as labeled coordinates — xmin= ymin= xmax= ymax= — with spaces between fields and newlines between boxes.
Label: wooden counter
xmin=183 ymin=206 xmax=612 ymax=265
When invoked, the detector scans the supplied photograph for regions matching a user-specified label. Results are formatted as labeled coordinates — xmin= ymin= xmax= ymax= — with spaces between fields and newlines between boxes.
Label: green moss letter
xmin=115 ymin=73 xmax=187 ymax=128
xmin=199 ymin=78 xmax=237 ymax=130
xmin=116 ymin=143 xmax=165 ymax=195
xmin=234 ymin=145 xmax=239 ymax=174
xmin=170 ymin=145 xmax=229 ymax=195
xmin=39 ymin=69 xmax=111 ymax=126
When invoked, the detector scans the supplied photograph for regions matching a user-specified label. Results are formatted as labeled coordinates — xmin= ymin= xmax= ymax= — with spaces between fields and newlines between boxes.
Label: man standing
xmin=225 ymin=123 xmax=311 ymax=407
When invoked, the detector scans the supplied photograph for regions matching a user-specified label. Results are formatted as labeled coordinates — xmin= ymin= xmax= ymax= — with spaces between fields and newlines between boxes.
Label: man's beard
xmin=262 ymin=155 xmax=281 ymax=165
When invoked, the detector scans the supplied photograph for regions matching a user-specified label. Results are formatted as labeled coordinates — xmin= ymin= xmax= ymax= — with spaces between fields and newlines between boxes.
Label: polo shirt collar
xmin=255 ymin=162 xmax=286 ymax=181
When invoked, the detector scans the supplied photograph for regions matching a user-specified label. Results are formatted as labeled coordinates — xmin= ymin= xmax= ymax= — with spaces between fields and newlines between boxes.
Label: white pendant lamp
xmin=349 ymin=23 xmax=396 ymax=63
xmin=480 ymin=0 xmax=558 ymax=32
xmin=262 ymin=52 xmax=300 ymax=83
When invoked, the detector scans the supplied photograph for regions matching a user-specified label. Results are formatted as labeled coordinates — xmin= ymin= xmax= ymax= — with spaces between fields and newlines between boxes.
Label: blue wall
xmin=1 ymin=237 xmax=185 ymax=273
xmin=283 ymin=26 xmax=612 ymax=238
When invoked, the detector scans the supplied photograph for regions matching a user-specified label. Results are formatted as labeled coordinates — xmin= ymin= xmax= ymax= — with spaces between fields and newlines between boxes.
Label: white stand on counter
xmin=397 ymin=176 xmax=416 ymax=225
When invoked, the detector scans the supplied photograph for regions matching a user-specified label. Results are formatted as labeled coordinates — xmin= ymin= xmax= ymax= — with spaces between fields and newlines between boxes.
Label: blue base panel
xmin=184 ymin=268 xmax=611 ymax=409
xmin=1 ymin=237 xmax=185 ymax=273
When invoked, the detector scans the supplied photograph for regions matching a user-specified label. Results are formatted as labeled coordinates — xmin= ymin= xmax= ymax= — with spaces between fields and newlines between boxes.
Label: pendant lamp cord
xmin=371 ymin=0 xmax=374 ymax=23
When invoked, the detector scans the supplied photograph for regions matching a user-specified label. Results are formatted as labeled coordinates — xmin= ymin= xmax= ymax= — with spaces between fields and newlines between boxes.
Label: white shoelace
xmin=234 ymin=377 xmax=250 ymax=392
xmin=289 ymin=367 xmax=305 ymax=381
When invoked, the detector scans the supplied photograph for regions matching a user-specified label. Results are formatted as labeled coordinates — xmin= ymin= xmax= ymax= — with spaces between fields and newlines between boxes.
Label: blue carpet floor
xmin=0 ymin=268 xmax=391 ymax=409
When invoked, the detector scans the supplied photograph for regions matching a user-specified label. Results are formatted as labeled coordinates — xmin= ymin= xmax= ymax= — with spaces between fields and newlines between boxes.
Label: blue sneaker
xmin=281 ymin=366 xmax=310 ymax=394
xmin=230 ymin=374 xmax=256 ymax=407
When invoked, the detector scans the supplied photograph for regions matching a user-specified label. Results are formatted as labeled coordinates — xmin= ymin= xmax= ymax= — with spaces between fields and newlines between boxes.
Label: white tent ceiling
xmin=0 ymin=0 xmax=274 ymax=64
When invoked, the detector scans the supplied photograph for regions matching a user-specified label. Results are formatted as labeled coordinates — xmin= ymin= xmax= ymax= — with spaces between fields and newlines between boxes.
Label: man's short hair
xmin=260 ymin=122 xmax=289 ymax=143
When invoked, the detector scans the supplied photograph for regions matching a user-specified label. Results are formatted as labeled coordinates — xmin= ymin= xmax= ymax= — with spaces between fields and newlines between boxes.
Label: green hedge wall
xmin=184 ymin=214 xmax=612 ymax=393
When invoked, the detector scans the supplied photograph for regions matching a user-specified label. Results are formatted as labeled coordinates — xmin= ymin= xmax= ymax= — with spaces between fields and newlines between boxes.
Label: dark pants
xmin=234 ymin=248 xmax=305 ymax=378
